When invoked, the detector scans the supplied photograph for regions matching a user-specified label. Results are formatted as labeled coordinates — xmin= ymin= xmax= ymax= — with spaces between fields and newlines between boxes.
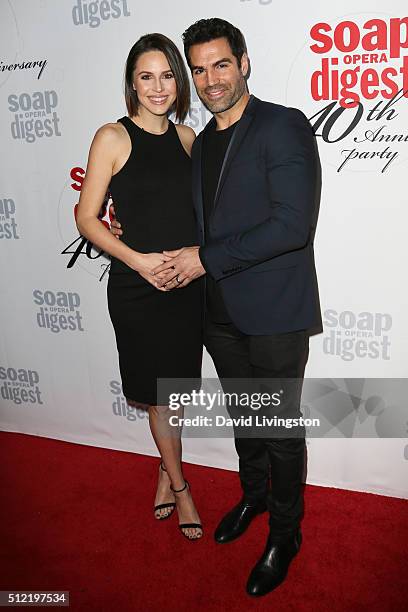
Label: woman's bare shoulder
xmin=94 ymin=121 xmax=127 ymax=143
xmin=89 ymin=122 xmax=129 ymax=161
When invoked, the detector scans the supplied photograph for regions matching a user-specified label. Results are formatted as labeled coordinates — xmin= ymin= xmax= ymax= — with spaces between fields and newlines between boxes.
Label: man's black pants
xmin=204 ymin=317 xmax=309 ymax=539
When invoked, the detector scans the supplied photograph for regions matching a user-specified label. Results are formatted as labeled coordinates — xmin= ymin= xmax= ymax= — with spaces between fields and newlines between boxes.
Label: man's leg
xmin=204 ymin=318 xmax=269 ymax=542
xmin=249 ymin=329 xmax=309 ymax=538
xmin=246 ymin=329 xmax=309 ymax=596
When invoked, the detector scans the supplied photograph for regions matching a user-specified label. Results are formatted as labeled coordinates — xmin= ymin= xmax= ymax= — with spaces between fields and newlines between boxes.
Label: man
xmin=111 ymin=18 xmax=321 ymax=597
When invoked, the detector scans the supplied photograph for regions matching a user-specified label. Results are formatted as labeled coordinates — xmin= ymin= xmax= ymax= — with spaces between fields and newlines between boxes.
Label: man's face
xmin=189 ymin=37 xmax=248 ymax=114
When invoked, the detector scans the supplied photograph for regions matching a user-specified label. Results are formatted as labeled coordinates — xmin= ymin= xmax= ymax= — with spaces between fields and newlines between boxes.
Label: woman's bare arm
xmin=76 ymin=124 xmax=138 ymax=268
xmin=76 ymin=124 xmax=171 ymax=286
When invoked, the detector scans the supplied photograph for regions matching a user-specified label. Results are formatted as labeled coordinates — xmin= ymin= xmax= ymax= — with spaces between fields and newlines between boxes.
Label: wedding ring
xmin=176 ymin=275 xmax=182 ymax=284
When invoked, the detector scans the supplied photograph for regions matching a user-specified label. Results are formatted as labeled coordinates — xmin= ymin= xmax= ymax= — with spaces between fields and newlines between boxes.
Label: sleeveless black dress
xmin=107 ymin=117 xmax=203 ymax=404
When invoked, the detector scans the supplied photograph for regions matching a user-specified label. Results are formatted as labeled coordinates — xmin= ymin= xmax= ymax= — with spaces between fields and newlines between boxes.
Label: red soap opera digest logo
xmin=310 ymin=17 xmax=408 ymax=108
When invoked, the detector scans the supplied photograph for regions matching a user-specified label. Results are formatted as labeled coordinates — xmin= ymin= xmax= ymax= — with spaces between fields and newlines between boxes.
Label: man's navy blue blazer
xmin=193 ymin=94 xmax=322 ymax=336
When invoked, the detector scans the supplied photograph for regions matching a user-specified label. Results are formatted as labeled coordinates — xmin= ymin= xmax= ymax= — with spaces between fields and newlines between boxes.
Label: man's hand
xmin=109 ymin=204 xmax=123 ymax=238
xmin=151 ymin=246 xmax=206 ymax=289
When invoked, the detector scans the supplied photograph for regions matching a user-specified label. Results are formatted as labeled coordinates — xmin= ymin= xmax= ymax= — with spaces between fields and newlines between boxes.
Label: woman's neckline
xmin=128 ymin=116 xmax=170 ymax=136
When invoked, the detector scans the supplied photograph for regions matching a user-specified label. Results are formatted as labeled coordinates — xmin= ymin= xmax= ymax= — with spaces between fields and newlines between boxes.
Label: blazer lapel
xmin=213 ymin=94 xmax=257 ymax=211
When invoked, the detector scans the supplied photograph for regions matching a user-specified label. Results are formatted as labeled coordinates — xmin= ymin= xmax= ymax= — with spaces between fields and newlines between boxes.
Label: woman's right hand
xmin=130 ymin=252 xmax=174 ymax=290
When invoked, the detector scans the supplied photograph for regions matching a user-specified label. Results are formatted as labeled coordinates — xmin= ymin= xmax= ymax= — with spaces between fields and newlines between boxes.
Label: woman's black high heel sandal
xmin=170 ymin=481 xmax=203 ymax=540
xmin=154 ymin=462 xmax=176 ymax=520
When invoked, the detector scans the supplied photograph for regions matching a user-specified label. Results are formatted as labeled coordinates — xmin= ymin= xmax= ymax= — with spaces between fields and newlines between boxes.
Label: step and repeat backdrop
xmin=1 ymin=0 xmax=407 ymax=498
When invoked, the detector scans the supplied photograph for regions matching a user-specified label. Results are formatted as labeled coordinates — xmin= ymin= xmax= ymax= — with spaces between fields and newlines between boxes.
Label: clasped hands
xmin=151 ymin=246 xmax=206 ymax=290
xmin=109 ymin=206 xmax=205 ymax=290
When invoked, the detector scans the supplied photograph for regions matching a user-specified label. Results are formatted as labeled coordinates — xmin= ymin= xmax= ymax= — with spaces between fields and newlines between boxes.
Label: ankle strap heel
xmin=170 ymin=480 xmax=189 ymax=494
xmin=170 ymin=480 xmax=203 ymax=540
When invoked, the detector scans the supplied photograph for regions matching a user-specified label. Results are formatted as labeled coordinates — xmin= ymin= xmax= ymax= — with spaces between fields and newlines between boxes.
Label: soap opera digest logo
xmin=323 ymin=309 xmax=392 ymax=361
xmin=33 ymin=288 xmax=85 ymax=334
xmin=0 ymin=365 xmax=43 ymax=406
xmin=0 ymin=197 xmax=19 ymax=240
xmin=72 ymin=0 xmax=131 ymax=28
xmin=58 ymin=166 xmax=112 ymax=280
xmin=8 ymin=90 xmax=61 ymax=143
xmin=286 ymin=15 xmax=408 ymax=172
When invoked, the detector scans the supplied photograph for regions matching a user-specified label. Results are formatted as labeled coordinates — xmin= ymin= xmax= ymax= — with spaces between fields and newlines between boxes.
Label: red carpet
xmin=0 ymin=431 xmax=407 ymax=611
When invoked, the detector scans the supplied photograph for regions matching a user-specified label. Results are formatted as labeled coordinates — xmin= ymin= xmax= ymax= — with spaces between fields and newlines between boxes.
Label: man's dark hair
xmin=124 ymin=33 xmax=190 ymax=121
xmin=182 ymin=18 xmax=247 ymax=68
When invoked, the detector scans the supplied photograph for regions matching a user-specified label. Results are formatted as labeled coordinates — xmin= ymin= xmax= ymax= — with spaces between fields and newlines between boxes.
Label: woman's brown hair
xmin=124 ymin=33 xmax=190 ymax=122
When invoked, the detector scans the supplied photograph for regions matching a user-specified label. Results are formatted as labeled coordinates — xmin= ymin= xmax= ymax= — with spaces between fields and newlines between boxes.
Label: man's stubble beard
xmin=197 ymin=75 xmax=247 ymax=115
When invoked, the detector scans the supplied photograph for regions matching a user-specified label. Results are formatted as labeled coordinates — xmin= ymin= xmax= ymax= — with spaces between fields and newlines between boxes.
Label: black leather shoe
xmin=214 ymin=499 xmax=267 ymax=544
xmin=246 ymin=529 xmax=302 ymax=597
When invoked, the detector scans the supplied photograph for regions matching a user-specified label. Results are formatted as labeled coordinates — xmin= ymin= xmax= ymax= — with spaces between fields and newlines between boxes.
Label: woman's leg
xmin=149 ymin=405 xmax=202 ymax=538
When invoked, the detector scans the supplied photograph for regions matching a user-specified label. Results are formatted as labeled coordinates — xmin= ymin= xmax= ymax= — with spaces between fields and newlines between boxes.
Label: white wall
xmin=1 ymin=0 xmax=407 ymax=499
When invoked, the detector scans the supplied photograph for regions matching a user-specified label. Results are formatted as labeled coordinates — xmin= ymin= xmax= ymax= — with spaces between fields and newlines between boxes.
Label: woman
xmin=76 ymin=33 xmax=203 ymax=540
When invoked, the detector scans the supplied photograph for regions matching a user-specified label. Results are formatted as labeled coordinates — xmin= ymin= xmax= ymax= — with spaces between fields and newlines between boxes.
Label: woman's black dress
xmin=107 ymin=117 xmax=203 ymax=404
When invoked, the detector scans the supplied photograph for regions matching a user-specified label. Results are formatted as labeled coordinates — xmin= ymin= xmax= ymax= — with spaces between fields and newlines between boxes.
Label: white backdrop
xmin=1 ymin=0 xmax=407 ymax=499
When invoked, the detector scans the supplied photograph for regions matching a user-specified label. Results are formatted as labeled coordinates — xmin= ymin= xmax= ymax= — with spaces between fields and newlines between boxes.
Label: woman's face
xmin=132 ymin=50 xmax=177 ymax=116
